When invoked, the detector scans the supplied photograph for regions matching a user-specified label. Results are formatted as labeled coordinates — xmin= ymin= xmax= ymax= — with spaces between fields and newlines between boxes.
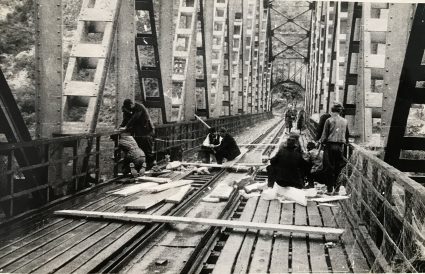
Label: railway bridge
xmin=1 ymin=0 xmax=425 ymax=273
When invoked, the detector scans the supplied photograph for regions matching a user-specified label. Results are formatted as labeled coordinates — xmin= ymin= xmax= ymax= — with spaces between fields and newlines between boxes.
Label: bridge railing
xmin=0 ymin=131 xmax=121 ymax=220
xmin=307 ymin=117 xmax=425 ymax=272
xmin=0 ymin=112 xmax=272 ymax=221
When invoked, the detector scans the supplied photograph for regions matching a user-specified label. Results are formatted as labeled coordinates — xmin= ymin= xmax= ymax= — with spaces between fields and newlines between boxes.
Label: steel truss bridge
xmin=1 ymin=1 xmax=425 ymax=272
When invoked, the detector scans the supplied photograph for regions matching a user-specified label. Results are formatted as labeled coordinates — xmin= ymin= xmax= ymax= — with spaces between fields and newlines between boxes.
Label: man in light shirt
xmin=198 ymin=127 xmax=222 ymax=163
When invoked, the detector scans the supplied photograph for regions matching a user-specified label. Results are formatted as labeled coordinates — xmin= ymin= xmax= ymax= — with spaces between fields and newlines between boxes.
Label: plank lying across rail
xmin=55 ymin=210 xmax=344 ymax=235
xmin=181 ymin=162 xmax=266 ymax=168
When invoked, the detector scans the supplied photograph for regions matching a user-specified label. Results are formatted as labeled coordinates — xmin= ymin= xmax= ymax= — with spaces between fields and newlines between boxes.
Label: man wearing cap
xmin=319 ymin=103 xmax=349 ymax=194
xmin=121 ymin=99 xmax=155 ymax=170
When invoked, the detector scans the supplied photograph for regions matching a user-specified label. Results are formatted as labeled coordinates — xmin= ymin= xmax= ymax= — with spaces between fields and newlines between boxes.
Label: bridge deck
xmin=0 ymin=118 xmax=371 ymax=273
xmin=210 ymin=197 xmax=370 ymax=274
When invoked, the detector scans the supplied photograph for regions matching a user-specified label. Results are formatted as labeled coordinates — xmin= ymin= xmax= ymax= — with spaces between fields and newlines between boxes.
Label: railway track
xmin=0 ymin=119 xmax=285 ymax=273
xmin=116 ymin=120 xmax=286 ymax=273
xmin=178 ymin=122 xmax=285 ymax=274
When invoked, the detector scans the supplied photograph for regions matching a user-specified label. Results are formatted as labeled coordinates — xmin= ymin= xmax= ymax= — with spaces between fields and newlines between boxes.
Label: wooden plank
xmin=249 ymin=200 xmax=281 ymax=273
xmin=319 ymin=205 xmax=351 ymax=273
xmin=7 ymin=221 xmax=110 ymax=273
xmin=310 ymin=195 xmax=350 ymax=203
xmin=269 ymin=203 xmax=293 ymax=274
xmin=71 ymin=44 xmax=107 ymax=58
xmin=209 ymin=184 xmax=234 ymax=200
xmin=164 ymin=185 xmax=191 ymax=203
xmin=244 ymin=182 xmax=266 ymax=193
xmin=144 ymin=180 xmax=194 ymax=193
xmin=136 ymin=176 xmax=171 ymax=184
xmin=0 ymin=196 xmax=123 ymax=270
xmin=47 ymin=205 xmax=174 ymax=273
xmin=111 ymin=183 xmax=159 ymax=197
xmin=332 ymin=206 xmax=369 ymax=273
xmin=291 ymin=204 xmax=310 ymax=273
xmin=306 ymin=202 xmax=329 ymax=273
xmin=124 ymin=188 xmax=176 ymax=210
xmin=79 ymin=8 xmax=114 ymax=21
xmin=1 ymin=193 xmax=137 ymax=272
xmin=212 ymin=197 xmax=259 ymax=274
xmin=55 ymin=210 xmax=345 ymax=235
xmin=238 ymin=143 xmax=279 ymax=146
xmin=69 ymin=204 xmax=174 ymax=274
xmin=24 ymin=201 xmax=165 ymax=274
xmin=52 ymin=224 xmax=131 ymax=273
xmin=181 ymin=162 xmax=263 ymax=169
xmin=63 ymin=81 xmax=97 ymax=97
xmin=16 ymin=222 xmax=120 ymax=273
xmin=232 ymin=199 xmax=270 ymax=274
xmin=0 ymin=195 xmax=118 ymax=257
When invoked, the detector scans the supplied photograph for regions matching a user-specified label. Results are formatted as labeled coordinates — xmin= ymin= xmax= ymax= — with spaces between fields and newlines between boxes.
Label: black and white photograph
xmin=0 ymin=0 xmax=424 ymax=273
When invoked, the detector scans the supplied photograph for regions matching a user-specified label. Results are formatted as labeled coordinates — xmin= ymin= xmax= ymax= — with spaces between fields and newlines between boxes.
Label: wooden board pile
xmin=202 ymin=175 xmax=267 ymax=203
xmin=109 ymin=175 xmax=193 ymax=210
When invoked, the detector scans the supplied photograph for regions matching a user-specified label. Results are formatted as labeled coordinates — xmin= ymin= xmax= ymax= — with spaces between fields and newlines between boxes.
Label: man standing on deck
xmin=121 ymin=99 xmax=155 ymax=170
xmin=284 ymin=105 xmax=296 ymax=134
xmin=319 ymin=103 xmax=349 ymax=194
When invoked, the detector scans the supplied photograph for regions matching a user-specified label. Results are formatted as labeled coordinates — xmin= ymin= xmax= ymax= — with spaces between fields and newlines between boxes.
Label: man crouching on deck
xmin=266 ymin=137 xmax=307 ymax=189
xmin=118 ymin=132 xmax=146 ymax=176
xmin=198 ymin=127 xmax=241 ymax=164
xmin=215 ymin=127 xmax=241 ymax=164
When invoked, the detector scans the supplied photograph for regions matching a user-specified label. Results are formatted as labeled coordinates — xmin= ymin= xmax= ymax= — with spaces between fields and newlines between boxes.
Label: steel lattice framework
xmin=270 ymin=1 xmax=313 ymax=88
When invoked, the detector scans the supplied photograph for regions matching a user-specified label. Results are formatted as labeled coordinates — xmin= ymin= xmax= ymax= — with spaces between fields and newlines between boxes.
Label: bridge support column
xmin=204 ymin=0 xmax=214 ymax=117
xmin=34 ymin=0 xmax=63 ymax=195
xmin=381 ymin=3 xmax=415 ymax=145
xmin=159 ymin=0 xmax=174 ymax=122
xmin=183 ymin=10 xmax=198 ymax=121
xmin=35 ymin=0 xmax=63 ymax=138
xmin=116 ymin=0 xmax=135 ymax=126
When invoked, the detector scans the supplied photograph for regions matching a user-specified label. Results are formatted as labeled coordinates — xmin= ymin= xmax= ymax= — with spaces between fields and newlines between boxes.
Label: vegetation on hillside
xmin=0 ymin=0 xmax=35 ymax=129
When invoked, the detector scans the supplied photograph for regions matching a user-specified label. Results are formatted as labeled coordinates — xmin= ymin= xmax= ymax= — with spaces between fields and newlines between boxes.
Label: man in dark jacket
xmin=215 ymin=128 xmax=241 ymax=164
xmin=266 ymin=137 xmax=307 ymax=189
xmin=316 ymin=113 xmax=331 ymax=141
xmin=284 ymin=105 xmax=296 ymax=134
xmin=121 ymin=99 xmax=155 ymax=170
xmin=319 ymin=103 xmax=349 ymax=194
xmin=120 ymin=99 xmax=134 ymax=127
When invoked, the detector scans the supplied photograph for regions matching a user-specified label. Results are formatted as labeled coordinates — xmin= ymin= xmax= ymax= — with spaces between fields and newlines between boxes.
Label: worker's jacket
xmin=215 ymin=134 xmax=241 ymax=161
xmin=320 ymin=114 xmax=349 ymax=144
xmin=269 ymin=145 xmax=306 ymax=188
xmin=125 ymin=103 xmax=154 ymax=137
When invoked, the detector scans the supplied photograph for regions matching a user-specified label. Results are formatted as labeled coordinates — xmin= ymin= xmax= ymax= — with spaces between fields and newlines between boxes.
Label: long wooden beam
xmin=55 ymin=210 xmax=345 ymax=235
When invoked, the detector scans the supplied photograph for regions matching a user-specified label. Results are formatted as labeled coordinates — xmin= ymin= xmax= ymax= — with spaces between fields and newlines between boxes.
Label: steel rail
xmin=179 ymin=121 xmax=286 ymax=274
xmin=94 ymin=119 xmax=284 ymax=273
